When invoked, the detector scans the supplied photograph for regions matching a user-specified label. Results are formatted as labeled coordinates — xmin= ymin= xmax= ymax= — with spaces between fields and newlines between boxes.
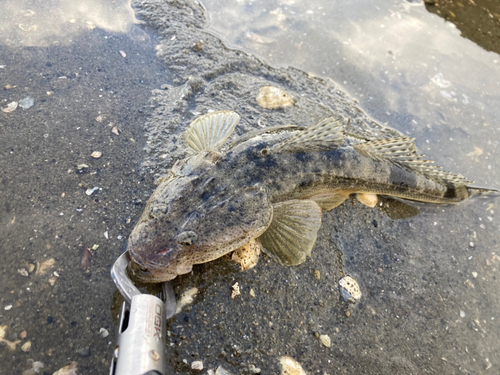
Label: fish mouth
xmin=127 ymin=254 xmax=177 ymax=283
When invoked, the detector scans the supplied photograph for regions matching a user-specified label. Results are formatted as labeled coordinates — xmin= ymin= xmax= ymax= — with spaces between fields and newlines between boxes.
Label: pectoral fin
xmin=258 ymin=200 xmax=322 ymax=266
xmin=184 ymin=111 xmax=240 ymax=154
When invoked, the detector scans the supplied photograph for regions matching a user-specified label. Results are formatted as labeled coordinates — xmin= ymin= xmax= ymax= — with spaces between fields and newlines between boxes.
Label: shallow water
xmin=0 ymin=0 xmax=499 ymax=374
xmin=202 ymin=0 xmax=500 ymax=185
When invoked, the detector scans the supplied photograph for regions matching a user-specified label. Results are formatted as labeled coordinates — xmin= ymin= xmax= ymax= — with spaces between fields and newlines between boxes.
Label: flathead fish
xmin=127 ymin=111 xmax=494 ymax=282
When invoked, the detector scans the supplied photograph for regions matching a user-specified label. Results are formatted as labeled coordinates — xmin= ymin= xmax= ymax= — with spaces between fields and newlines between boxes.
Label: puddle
xmin=0 ymin=0 xmax=138 ymax=47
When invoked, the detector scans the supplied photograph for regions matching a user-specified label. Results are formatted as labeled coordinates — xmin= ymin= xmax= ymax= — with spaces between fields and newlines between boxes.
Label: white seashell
xmin=279 ymin=356 xmax=307 ymax=375
xmin=339 ymin=275 xmax=362 ymax=301
xmin=256 ymin=86 xmax=294 ymax=109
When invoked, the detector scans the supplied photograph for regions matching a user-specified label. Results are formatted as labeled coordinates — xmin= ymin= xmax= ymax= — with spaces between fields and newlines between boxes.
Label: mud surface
xmin=0 ymin=0 xmax=499 ymax=374
xmin=0 ymin=21 xmax=167 ymax=374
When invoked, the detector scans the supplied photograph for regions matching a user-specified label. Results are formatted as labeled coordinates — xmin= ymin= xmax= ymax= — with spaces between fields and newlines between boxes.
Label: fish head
xmin=127 ymin=153 xmax=273 ymax=283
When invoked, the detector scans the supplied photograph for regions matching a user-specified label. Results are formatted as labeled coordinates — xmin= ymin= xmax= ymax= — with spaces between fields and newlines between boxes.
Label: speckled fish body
xmin=127 ymin=111 xmax=478 ymax=282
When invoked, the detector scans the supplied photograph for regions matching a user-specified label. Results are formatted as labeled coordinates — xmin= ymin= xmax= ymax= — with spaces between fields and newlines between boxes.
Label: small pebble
xmin=191 ymin=361 xmax=203 ymax=370
xmin=19 ymin=330 xmax=27 ymax=339
xmin=27 ymin=264 xmax=35 ymax=273
xmin=464 ymin=279 xmax=474 ymax=289
xmin=472 ymin=272 xmax=478 ymax=278
xmin=99 ymin=328 xmax=109 ymax=338
xmin=81 ymin=247 xmax=92 ymax=269
xmin=119 ymin=50 xmax=127 ymax=58
xmin=249 ymin=288 xmax=256 ymax=298
xmin=319 ymin=334 xmax=331 ymax=347
xmin=314 ymin=270 xmax=321 ymax=280
xmin=17 ymin=268 xmax=29 ymax=277
xmin=460 ymin=310 xmax=466 ymax=318
xmin=76 ymin=347 xmax=90 ymax=357
xmin=111 ymin=126 xmax=120 ymax=135
xmin=4 ymin=305 xmax=12 ymax=311
xmin=86 ymin=187 xmax=99 ymax=196
xmin=345 ymin=310 xmax=351 ymax=318
xmin=91 ymin=151 xmax=102 ymax=159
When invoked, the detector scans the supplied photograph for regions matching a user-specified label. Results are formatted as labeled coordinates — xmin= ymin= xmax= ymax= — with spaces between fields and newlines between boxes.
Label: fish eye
xmin=176 ymin=231 xmax=198 ymax=246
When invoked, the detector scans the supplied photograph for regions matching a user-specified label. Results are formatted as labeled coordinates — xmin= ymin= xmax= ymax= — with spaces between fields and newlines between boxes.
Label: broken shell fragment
xmin=231 ymin=282 xmax=241 ymax=299
xmin=21 ymin=341 xmax=31 ymax=352
xmin=232 ymin=239 xmax=260 ymax=270
xmin=111 ymin=126 xmax=120 ymax=135
xmin=91 ymin=151 xmax=102 ymax=159
xmin=53 ymin=362 xmax=78 ymax=375
xmin=256 ymin=86 xmax=294 ymax=109
xmin=279 ymin=356 xmax=307 ymax=375
xmin=175 ymin=287 xmax=198 ymax=314
xmin=215 ymin=367 xmax=232 ymax=375
xmin=0 ymin=325 xmax=21 ymax=351
xmin=339 ymin=275 xmax=362 ymax=302
xmin=86 ymin=187 xmax=99 ymax=196
xmin=36 ymin=258 xmax=55 ymax=275
xmin=1 ymin=101 xmax=18 ymax=113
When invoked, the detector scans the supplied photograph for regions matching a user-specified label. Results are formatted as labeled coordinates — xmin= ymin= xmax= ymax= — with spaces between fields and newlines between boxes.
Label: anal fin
xmin=309 ymin=192 xmax=350 ymax=211
xmin=258 ymin=200 xmax=322 ymax=266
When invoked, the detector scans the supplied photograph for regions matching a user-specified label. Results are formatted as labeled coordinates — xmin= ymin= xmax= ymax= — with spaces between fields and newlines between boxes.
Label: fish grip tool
xmin=110 ymin=251 xmax=176 ymax=375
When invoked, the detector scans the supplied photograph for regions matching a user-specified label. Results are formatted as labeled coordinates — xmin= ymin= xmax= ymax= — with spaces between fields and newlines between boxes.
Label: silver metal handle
xmin=110 ymin=252 xmax=177 ymax=375
xmin=110 ymin=294 xmax=167 ymax=375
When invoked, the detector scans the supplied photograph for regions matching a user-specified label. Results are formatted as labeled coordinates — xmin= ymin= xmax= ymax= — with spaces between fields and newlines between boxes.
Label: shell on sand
xmin=256 ymin=86 xmax=294 ymax=109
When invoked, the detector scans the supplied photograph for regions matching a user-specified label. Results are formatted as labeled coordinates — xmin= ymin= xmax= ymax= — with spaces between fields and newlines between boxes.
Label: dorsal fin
xmin=354 ymin=137 xmax=472 ymax=185
xmin=226 ymin=124 xmax=304 ymax=151
xmin=271 ymin=117 xmax=345 ymax=153
xmin=184 ymin=111 xmax=240 ymax=154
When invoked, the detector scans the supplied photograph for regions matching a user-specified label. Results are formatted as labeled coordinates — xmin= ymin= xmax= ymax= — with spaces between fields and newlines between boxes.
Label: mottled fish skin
xmin=128 ymin=113 xmax=477 ymax=282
